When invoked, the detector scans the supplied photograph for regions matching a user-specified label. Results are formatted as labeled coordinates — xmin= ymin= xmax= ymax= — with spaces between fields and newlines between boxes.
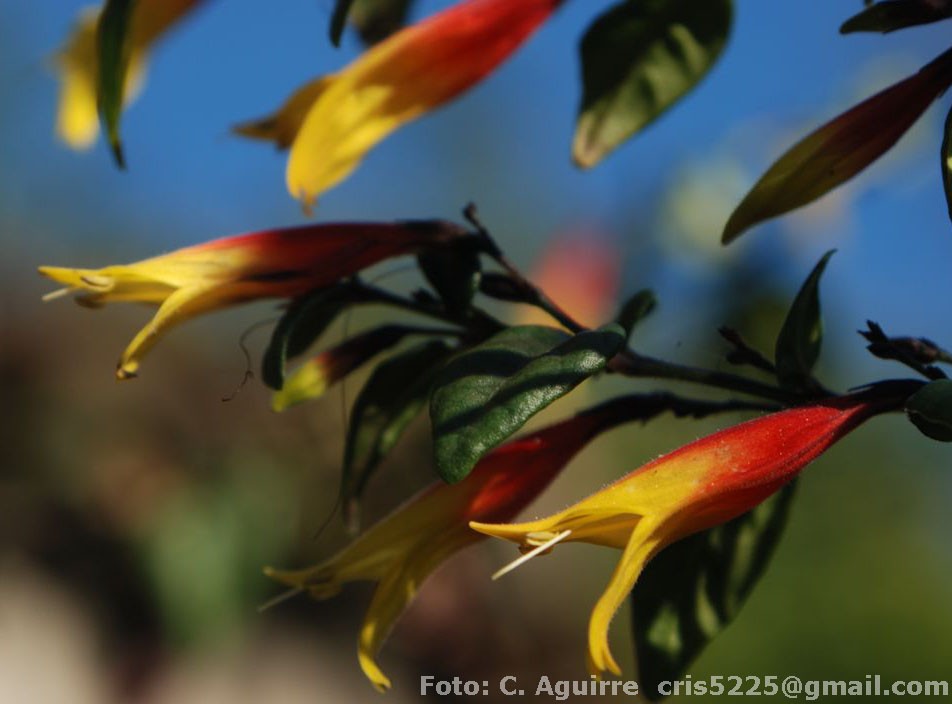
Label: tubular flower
xmin=235 ymin=0 xmax=563 ymax=209
xmin=471 ymin=395 xmax=896 ymax=679
xmin=265 ymin=403 xmax=629 ymax=691
xmin=54 ymin=0 xmax=203 ymax=149
xmin=39 ymin=220 xmax=463 ymax=379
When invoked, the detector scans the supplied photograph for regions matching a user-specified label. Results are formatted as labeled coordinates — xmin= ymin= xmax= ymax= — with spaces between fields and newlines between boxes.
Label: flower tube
xmin=39 ymin=220 xmax=464 ymax=378
xmin=472 ymin=394 xmax=901 ymax=678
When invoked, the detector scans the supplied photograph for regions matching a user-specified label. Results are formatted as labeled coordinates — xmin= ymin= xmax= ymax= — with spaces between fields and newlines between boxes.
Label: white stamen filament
xmin=491 ymin=529 xmax=572 ymax=581
xmin=42 ymin=287 xmax=73 ymax=302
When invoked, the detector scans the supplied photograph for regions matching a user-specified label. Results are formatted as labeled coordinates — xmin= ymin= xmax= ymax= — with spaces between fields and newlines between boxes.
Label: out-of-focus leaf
xmin=350 ymin=0 xmax=414 ymax=45
xmin=261 ymin=285 xmax=355 ymax=390
xmin=574 ymin=0 xmax=732 ymax=168
xmin=97 ymin=0 xmax=137 ymax=167
xmin=905 ymin=379 xmax=952 ymax=441
xmin=723 ymin=48 xmax=952 ymax=243
xmin=840 ymin=0 xmax=952 ymax=34
xmin=943 ymin=104 xmax=952 ymax=223
xmin=430 ymin=324 xmax=626 ymax=483
xmin=632 ymin=482 xmax=797 ymax=701
xmin=342 ymin=341 xmax=452 ymax=527
xmin=615 ymin=289 xmax=657 ymax=338
xmin=329 ymin=0 xmax=357 ymax=46
xmin=271 ymin=325 xmax=419 ymax=412
xmin=418 ymin=245 xmax=482 ymax=317
xmin=774 ymin=251 xmax=835 ymax=391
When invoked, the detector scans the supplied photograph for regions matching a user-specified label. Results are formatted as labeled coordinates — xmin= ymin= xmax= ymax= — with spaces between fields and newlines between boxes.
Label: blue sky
xmin=1 ymin=0 xmax=951 ymax=366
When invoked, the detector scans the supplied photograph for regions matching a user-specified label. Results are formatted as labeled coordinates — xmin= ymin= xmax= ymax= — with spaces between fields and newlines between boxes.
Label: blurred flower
xmin=235 ymin=0 xmax=563 ymax=210
xmin=39 ymin=221 xmax=463 ymax=379
xmin=516 ymin=229 xmax=621 ymax=329
xmin=472 ymin=395 xmax=895 ymax=678
xmin=54 ymin=0 xmax=204 ymax=150
xmin=266 ymin=402 xmax=630 ymax=691
xmin=272 ymin=326 xmax=413 ymax=412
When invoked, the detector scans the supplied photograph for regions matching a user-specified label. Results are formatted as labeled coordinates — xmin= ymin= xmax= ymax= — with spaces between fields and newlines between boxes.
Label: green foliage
xmin=342 ymin=341 xmax=452 ymax=526
xmin=905 ymin=379 xmax=952 ymax=442
xmin=418 ymin=244 xmax=482 ymax=317
xmin=574 ymin=0 xmax=732 ymax=168
xmin=261 ymin=285 xmax=353 ymax=390
xmin=774 ymin=251 xmax=835 ymax=392
xmin=329 ymin=0 xmax=357 ymax=46
xmin=430 ymin=324 xmax=625 ymax=482
xmin=632 ymin=482 xmax=798 ymax=701
xmin=349 ymin=0 xmax=414 ymax=45
xmin=96 ymin=0 xmax=136 ymax=167
xmin=615 ymin=289 xmax=658 ymax=338
xmin=840 ymin=0 xmax=952 ymax=34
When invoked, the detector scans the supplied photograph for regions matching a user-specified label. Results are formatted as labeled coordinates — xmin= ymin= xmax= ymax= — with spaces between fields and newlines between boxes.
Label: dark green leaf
xmin=633 ymin=482 xmax=797 ymax=701
xmin=574 ymin=0 xmax=732 ymax=168
xmin=943 ymin=104 xmax=952 ymax=223
xmin=430 ymin=324 xmax=626 ymax=483
xmin=774 ymin=251 xmax=835 ymax=391
xmin=615 ymin=289 xmax=657 ymax=338
xmin=342 ymin=341 xmax=453 ymax=528
xmin=418 ymin=245 xmax=482 ymax=317
xmin=906 ymin=379 xmax=952 ymax=442
xmin=97 ymin=0 xmax=137 ymax=168
xmin=329 ymin=0 xmax=357 ymax=46
xmin=840 ymin=1 xmax=952 ymax=34
xmin=349 ymin=0 xmax=413 ymax=45
xmin=261 ymin=286 xmax=354 ymax=390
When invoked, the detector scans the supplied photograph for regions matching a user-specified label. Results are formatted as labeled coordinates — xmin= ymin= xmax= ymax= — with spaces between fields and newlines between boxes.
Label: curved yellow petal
xmin=586 ymin=519 xmax=664 ymax=678
xmin=233 ymin=76 xmax=334 ymax=150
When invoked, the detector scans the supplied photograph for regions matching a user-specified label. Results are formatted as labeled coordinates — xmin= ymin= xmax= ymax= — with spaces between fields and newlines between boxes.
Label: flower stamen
xmin=491 ymin=529 xmax=572 ymax=581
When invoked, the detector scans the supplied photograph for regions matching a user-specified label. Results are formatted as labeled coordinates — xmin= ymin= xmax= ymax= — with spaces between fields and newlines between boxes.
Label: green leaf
xmin=418 ymin=245 xmax=482 ymax=317
xmin=342 ymin=341 xmax=452 ymax=527
xmin=97 ymin=0 xmax=137 ymax=168
xmin=943 ymin=104 xmax=952 ymax=223
xmin=574 ymin=0 xmax=732 ymax=168
xmin=840 ymin=1 xmax=952 ymax=34
xmin=905 ymin=379 xmax=952 ymax=442
xmin=430 ymin=324 xmax=626 ymax=483
xmin=329 ymin=0 xmax=357 ymax=46
xmin=349 ymin=0 xmax=413 ymax=45
xmin=774 ymin=251 xmax=835 ymax=391
xmin=615 ymin=289 xmax=658 ymax=338
xmin=632 ymin=482 xmax=797 ymax=701
xmin=722 ymin=48 xmax=952 ymax=243
xmin=261 ymin=286 xmax=353 ymax=390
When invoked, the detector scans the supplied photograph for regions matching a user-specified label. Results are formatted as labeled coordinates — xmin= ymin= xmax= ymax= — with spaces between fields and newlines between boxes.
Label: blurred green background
xmin=1 ymin=0 xmax=951 ymax=702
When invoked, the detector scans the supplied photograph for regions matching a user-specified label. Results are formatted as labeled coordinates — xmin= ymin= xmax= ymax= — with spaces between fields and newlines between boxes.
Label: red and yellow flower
xmin=39 ymin=220 xmax=463 ymax=379
xmin=54 ymin=0 xmax=205 ymax=149
xmin=472 ymin=395 xmax=897 ymax=678
xmin=266 ymin=402 xmax=630 ymax=691
xmin=235 ymin=0 xmax=563 ymax=209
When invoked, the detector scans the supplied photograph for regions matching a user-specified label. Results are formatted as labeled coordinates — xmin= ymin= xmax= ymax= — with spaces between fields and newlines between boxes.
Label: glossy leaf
xmin=774 ymin=251 xmax=835 ymax=391
xmin=723 ymin=47 xmax=952 ymax=242
xmin=943 ymin=104 xmax=952 ymax=223
xmin=261 ymin=285 xmax=354 ymax=390
xmin=329 ymin=0 xmax=357 ymax=46
xmin=418 ymin=245 xmax=482 ymax=317
xmin=342 ymin=341 xmax=453 ymax=527
xmin=574 ymin=0 xmax=732 ymax=168
xmin=430 ymin=324 xmax=626 ymax=483
xmin=97 ymin=0 xmax=137 ymax=167
xmin=632 ymin=482 xmax=797 ymax=701
xmin=905 ymin=379 xmax=952 ymax=442
xmin=615 ymin=289 xmax=658 ymax=338
xmin=840 ymin=0 xmax=952 ymax=34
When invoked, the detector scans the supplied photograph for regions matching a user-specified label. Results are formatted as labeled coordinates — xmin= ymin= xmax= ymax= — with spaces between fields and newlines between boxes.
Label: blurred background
xmin=1 ymin=0 xmax=951 ymax=701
